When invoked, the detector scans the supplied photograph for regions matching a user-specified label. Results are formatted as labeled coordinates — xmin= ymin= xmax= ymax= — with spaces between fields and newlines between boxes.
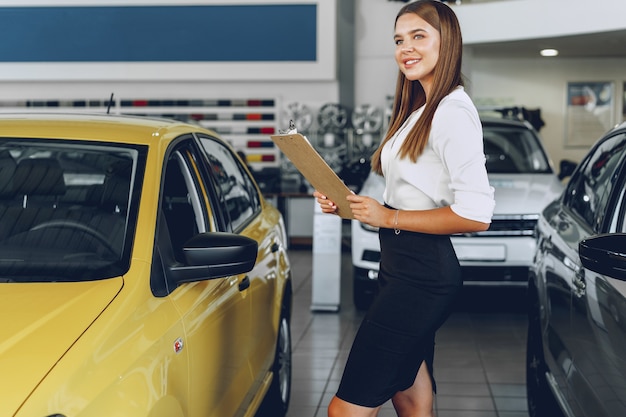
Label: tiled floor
xmin=282 ymin=247 xmax=530 ymax=417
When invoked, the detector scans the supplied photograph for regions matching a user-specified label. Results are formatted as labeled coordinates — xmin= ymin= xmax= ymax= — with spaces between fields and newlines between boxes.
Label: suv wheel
xmin=526 ymin=288 xmax=564 ymax=417
xmin=258 ymin=304 xmax=292 ymax=417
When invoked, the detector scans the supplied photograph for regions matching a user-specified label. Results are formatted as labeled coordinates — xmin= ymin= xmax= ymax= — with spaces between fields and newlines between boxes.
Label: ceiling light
xmin=540 ymin=48 xmax=559 ymax=57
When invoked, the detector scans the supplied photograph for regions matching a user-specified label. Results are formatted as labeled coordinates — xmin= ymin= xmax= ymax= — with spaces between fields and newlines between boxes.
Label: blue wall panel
xmin=0 ymin=4 xmax=317 ymax=62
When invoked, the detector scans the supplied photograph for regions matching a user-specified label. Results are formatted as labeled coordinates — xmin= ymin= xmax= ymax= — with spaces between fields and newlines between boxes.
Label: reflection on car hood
xmin=0 ymin=277 xmax=123 ymax=415
xmin=358 ymin=172 xmax=563 ymax=215
xmin=488 ymin=174 xmax=563 ymax=214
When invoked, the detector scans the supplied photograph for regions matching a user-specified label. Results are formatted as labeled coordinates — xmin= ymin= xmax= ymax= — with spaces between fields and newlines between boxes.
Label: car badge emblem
xmin=174 ymin=338 xmax=184 ymax=354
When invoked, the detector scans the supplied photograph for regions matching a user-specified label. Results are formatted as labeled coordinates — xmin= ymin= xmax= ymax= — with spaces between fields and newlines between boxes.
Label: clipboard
xmin=271 ymin=133 xmax=354 ymax=219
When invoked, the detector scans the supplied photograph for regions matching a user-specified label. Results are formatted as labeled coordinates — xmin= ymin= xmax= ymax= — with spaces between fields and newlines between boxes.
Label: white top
xmin=381 ymin=87 xmax=495 ymax=224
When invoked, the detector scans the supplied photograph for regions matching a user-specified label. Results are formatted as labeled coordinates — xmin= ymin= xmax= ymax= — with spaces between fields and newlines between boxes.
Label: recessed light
xmin=540 ymin=48 xmax=559 ymax=57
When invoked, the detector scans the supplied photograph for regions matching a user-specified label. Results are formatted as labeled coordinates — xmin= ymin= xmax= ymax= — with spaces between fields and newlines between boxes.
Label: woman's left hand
xmin=347 ymin=194 xmax=390 ymax=228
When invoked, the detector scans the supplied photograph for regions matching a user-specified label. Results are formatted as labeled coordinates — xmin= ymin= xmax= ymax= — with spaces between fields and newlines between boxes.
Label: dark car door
xmin=548 ymin=131 xmax=626 ymax=416
xmin=568 ymin=131 xmax=626 ymax=417
xmin=535 ymin=190 xmax=590 ymax=414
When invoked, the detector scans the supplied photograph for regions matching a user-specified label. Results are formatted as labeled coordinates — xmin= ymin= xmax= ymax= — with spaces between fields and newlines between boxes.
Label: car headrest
xmin=0 ymin=150 xmax=17 ymax=198
xmin=102 ymin=176 xmax=130 ymax=211
xmin=14 ymin=158 xmax=66 ymax=196
xmin=102 ymin=160 xmax=131 ymax=209
xmin=86 ymin=159 xmax=131 ymax=211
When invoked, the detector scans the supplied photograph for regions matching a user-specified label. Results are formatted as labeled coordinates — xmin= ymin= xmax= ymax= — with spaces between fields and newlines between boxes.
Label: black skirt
xmin=336 ymin=226 xmax=462 ymax=408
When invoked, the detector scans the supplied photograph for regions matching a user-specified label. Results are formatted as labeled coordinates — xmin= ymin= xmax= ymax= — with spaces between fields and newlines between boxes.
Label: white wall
xmin=353 ymin=0 xmax=626 ymax=166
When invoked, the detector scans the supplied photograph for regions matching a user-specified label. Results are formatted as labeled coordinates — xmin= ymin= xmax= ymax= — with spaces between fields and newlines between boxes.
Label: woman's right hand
xmin=313 ymin=190 xmax=338 ymax=214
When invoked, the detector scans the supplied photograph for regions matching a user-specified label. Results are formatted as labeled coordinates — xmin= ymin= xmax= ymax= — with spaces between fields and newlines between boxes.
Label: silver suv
xmin=527 ymin=121 xmax=626 ymax=417
xmin=351 ymin=114 xmax=569 ymax=309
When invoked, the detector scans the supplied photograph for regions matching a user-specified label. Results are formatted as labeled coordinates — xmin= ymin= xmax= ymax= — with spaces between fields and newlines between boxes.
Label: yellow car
xmin=0 ymin=113 xmax=292 ymax=417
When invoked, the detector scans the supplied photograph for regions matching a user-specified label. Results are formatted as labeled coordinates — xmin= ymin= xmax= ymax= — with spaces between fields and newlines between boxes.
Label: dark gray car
xmin=527 ymin=120 xmax=626 ymax=417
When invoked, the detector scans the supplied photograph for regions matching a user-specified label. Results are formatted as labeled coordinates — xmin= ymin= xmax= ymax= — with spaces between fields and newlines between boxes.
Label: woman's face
xmin=394 ymin=12 xmax=441 ymax=96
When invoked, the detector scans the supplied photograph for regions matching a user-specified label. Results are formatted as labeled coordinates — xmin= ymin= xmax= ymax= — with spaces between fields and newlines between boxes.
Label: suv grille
xmin=456 ymin=214 xmax=538 ymax=237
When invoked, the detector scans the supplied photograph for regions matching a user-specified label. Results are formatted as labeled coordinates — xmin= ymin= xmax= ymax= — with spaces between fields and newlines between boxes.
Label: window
xmin=608 ymin=185 xmax=626 ymax=233
xmin=0 ymin=139 xmax=145 ymax=281
xmin=153 ymin=140 xmax=219 ymax=296
xmin=482 ymin=126 xmax=551 ymax=174
xmin=160 ymin=146 xmax=209 ymax=263
xmin=563 ymin=133 xmax=626 ymax=232
xmin=197 ymin=136 xmax=261 ymax=231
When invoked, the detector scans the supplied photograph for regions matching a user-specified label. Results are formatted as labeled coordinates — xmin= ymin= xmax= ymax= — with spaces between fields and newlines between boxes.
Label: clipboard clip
xmin=279 ymin=119 xmax=298 ymax=135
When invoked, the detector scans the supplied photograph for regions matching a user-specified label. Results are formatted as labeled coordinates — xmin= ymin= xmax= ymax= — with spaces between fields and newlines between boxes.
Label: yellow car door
xmin=156 ymin=143 xmax=254 ymax=417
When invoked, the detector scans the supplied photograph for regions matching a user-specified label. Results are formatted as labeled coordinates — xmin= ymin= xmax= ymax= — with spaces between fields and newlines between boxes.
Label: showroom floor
xmin=280 ymin=246 xmax=530 ymax=417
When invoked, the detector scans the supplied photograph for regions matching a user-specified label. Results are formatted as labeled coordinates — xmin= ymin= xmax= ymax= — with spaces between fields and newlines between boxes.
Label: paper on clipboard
xmin=271 ymin=133 xmax=354 ymax=219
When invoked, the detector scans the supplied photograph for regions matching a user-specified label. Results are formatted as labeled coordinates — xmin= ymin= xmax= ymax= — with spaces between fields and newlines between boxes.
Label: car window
xmin=160 ymin=144 xmax=212 ymax=263
xmin=482 ymin=125 xmax=551 ymax=174
xmin=608 ymin=185 xmax=626 ymax=233
xmin=563 ymin=132 xmax=626 ymax=232
xmin=0 ymin=139 xmax=145 ymax=282
xmin=197 ymin=135 xmax=261 ymax=232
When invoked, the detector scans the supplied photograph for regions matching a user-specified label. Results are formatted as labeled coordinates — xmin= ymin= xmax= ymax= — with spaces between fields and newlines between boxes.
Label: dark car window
xmin=0 ymin=139 xmax=145 ymax=282
xmin=609 ymin=185 xmax=626 ymax=233
xmin=197 ymin=135 xmax=261 ymax=232
xmin=152 ymin=140 xmax=221 ymax=296
xmin=482 ymin=124 xmax=551 ymax=174
xmin=563 ymin=132 xmax=626 ymax=232
xmin=160 ymin=149 xmax=205 ymax=262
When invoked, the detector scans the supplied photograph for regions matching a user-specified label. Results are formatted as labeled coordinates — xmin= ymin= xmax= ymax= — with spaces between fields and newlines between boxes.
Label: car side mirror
xmin=579 ymin=233 xmax=626 ymax=281
xmin=169 ymin=232 xmax=258 ymax=284
xmin=558 ymin=159 xmax=577 ymax=181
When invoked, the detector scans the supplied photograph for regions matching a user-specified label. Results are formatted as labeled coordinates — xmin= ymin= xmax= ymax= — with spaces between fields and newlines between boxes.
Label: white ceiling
xmin=470 ymin=29 xmax=626 ymax=59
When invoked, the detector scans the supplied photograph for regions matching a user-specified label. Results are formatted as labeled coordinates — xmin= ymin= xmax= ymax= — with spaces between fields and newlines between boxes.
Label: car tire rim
xmin=277 ymin=316 xmax=292 ymax=404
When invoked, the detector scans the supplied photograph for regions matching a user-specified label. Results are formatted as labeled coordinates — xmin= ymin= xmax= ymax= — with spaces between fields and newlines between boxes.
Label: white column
xmin=311 ymin=201 xmax=342 ymax=312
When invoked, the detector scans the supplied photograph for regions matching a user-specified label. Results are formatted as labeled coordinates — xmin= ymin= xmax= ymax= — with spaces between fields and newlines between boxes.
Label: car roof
xmin=609 ymin=120 xmax=626 ymax=133
xmin=0 ymin=112 xmax=214 ymax=145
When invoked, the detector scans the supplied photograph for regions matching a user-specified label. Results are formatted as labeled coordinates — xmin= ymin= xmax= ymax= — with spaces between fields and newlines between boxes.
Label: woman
xmin=314 ymin=1 xmax=495 ymax=416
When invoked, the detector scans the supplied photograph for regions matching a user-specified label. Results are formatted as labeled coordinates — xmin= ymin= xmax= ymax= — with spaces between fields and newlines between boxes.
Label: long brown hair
xmin=371 ymin=0 xmax=464 ymax=175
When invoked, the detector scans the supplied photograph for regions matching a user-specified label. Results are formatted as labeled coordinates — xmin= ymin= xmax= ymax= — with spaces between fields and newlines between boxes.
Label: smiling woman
xmin=314 ymin=1 xmax=494 ymax=417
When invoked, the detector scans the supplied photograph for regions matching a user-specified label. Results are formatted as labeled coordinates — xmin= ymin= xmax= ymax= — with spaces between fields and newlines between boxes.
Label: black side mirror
xmin=169 ymin=232 xmax=258 ymax=284
xmin=558 ymin=159 xmax=577 ymax=180
xmin=579 ymin=233 xmax=626 ymax=281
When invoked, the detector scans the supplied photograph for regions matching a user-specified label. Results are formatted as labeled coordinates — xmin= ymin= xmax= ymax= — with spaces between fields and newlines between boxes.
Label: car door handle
xmin=239 ymin=275 xmax=250 ymax=292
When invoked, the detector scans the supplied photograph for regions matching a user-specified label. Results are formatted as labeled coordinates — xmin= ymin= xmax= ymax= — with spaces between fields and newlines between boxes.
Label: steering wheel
xmin=30 ymin=220 xmax=119 ymax=256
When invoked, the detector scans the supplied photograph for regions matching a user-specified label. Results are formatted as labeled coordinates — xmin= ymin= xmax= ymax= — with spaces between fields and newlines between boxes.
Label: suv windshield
xmin=483 ymin=124 xmax=551 ymax=174
xmin=0 ymin=139 xmax=145 ymax=282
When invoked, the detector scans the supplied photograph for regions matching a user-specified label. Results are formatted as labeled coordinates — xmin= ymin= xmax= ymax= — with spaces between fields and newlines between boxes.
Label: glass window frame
xmin=563 ymin=131 xmax=626 ymax=233
xmin=0 ymin=137 xmax=147 ymax=282
xmin=195 ymin=133 xmax=262 ymax=233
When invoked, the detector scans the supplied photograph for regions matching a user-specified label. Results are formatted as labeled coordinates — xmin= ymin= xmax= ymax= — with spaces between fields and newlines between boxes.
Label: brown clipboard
xmin=271 ymin=133 xmax=354 ymax=219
